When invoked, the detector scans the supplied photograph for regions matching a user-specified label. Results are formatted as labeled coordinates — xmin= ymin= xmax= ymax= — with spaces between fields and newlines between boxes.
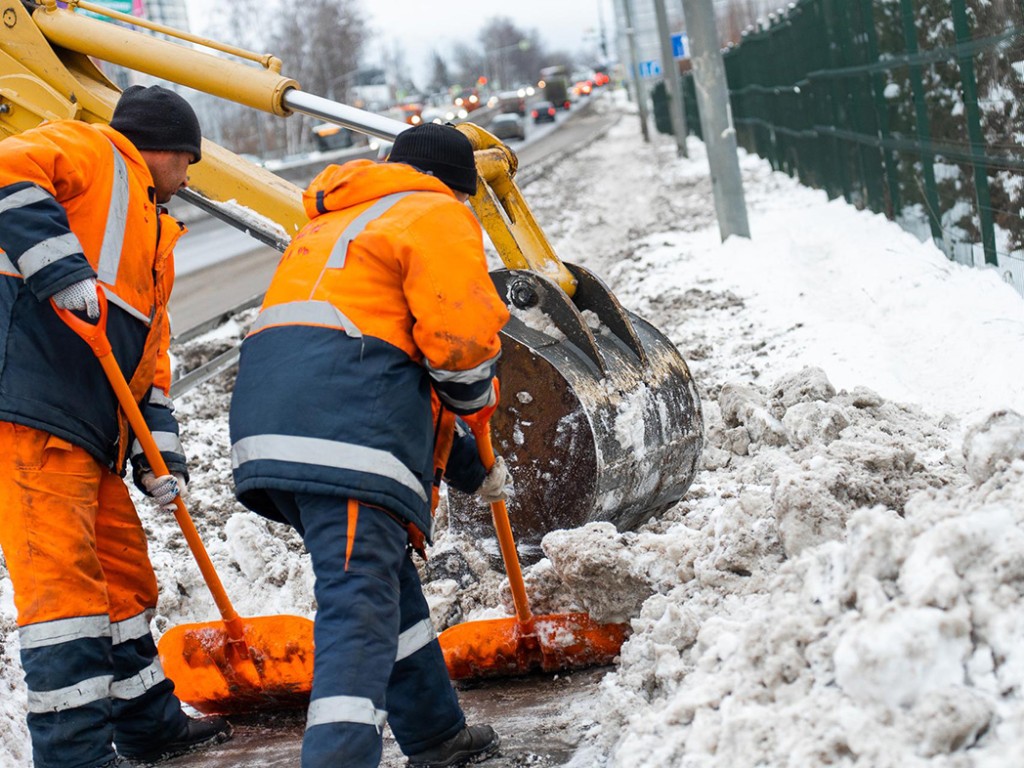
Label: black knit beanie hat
xmin=388 ymin=123 xmax=477 ymax=195
xmin=111 ymin=85 xmax=203 ymax=164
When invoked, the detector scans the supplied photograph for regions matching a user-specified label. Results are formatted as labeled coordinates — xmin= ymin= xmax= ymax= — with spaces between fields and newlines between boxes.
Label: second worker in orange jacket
xmin=230 ymin=123 xmax=512 ymax=768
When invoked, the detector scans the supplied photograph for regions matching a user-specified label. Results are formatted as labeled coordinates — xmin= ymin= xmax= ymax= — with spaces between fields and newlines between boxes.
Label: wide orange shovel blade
xmin=439 ymin=414 xmax=628 ymax=680
xmin=441 ymin=613 xmax=627 ymax=681
xmin=159 ymin=616 xmax=314 ymax=714
xmin=55 ymin=291 xmax=314 ymax=715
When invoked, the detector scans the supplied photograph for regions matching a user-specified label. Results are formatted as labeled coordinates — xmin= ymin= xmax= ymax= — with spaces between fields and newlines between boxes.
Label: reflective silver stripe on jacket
xmin=148 ymin=389 xmax=174 ymax=409
xmin=395 ymin=618 xmax=435 ymax=662
xmin=306 ymin=695 xmax=387 ymax=731
xmin=232 ymin=434 xmax=428 ymax=502
xmin=324 ymin=191 xmax=416 ymax=269
xmin=101 ymin=285 xmax=152 ymax=326
xmin=110 ymin=659 xmax=166 ymax=701
xmin=17 ymin=232 xmax=82 ymax=279
xmin=18 ymin=615 xmax=110 ymax=650
xmin=426 ymin=351 xmax=500 ymax=386
xmin=437 ymin=385 xmax=497 ymax=413
xmin=250 ymin=300 xmax=362 ymax=339
xmin=0 ymin=185 xmax=50 ymax=216
xmin=110 ymin=611 xmax=153 ymax=645
xmin=131 ymin=431 xmax=183 ymax=459
xmin=27 ymin=674 xmax=112 ymax=713
xmin=96 ymin=142 xmax=129 ymax=284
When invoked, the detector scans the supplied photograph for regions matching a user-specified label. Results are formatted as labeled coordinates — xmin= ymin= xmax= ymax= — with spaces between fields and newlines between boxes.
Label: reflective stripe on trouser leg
xmin=267 ymin=492 xmax=404 ymax=768
xmin=94 ymin=470 xmax=188 ymax=753
xmin=386 ymin=554 xmax=465 ymax=756
xmin=0 ymin=421 xmax=117 ymax=768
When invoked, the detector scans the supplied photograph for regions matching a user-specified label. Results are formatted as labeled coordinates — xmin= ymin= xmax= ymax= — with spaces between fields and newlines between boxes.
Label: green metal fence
xmin=657 ymin=0 xmax=1024 ymax=295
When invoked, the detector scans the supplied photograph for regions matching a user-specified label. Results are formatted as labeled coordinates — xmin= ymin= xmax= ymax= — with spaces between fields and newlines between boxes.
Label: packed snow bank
xmin=2 ymin=93 xmax=1024 ymax=766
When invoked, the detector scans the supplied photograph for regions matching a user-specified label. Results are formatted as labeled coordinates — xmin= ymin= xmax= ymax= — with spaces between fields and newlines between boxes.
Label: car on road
xmin=490 ymin=113 xmax=526 ymax=141
xmin=531 ymin=100 xmax=557 ymax=124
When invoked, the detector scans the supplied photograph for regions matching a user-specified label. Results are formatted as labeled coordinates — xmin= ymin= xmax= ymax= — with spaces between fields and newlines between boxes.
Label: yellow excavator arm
xmin=0 ymin=0 xmax=703 ymax=553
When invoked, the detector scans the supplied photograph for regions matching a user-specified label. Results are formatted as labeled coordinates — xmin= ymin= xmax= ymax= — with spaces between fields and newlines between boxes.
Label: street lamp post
xmin=490 ymin=39 xmax=530 ymax=91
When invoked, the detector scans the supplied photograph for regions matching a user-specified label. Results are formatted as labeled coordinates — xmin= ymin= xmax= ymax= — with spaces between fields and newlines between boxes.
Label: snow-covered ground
xmin=2 ymin=91 xmax=1024 ymax=766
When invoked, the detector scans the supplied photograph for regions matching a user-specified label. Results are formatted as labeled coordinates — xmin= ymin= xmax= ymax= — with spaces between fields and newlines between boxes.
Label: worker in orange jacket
xmin=0 ymin=86 xmax=231 ymax=767
xmin=229 ymin=123 xmax=512 ymax=768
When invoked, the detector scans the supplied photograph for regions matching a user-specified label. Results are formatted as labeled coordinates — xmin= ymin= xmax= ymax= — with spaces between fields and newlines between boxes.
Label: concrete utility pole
xmin=680 ymin=0 xmax=750 ymax=239
xmin=653 ymin=0 xmax=688 ymax=157
xmin=620 ymin=0 xmax=651 ymax=142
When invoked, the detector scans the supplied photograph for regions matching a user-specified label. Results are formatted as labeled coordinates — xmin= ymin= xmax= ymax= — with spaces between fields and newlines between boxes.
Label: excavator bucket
xmin=448 ymin=263 xmax=703 ymax=559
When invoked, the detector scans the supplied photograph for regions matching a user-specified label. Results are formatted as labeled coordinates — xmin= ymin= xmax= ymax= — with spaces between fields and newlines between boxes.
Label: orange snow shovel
xmin=439 ymin=412 xmax=629 ymax=680
xmin=54 ymin=290 xmax=315 ymax=714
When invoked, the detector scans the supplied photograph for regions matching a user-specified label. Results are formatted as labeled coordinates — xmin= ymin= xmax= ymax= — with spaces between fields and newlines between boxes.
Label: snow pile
xmin=2 ymin=93 xmax=1024 ymax=766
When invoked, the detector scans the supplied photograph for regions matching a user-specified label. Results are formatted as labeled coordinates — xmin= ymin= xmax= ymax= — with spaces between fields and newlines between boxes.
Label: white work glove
xmin=140 ymin=472 xmax=186 ymax=512
xmin=52 ymin=277 xmax=100 ymax=320
xmin=477 ymin=456 xmax=513 ymax=503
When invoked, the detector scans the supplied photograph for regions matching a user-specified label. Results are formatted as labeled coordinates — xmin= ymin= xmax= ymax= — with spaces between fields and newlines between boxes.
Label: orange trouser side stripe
xmin=345 ymin=498 xmax=359 ymax=571
xmin=0 ymin=421 xmax=158 ymax=627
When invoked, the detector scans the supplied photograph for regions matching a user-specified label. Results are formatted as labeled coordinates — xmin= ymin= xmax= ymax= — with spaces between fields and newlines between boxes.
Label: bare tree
xmin=272 ymin=0 xmax=368 ymax=154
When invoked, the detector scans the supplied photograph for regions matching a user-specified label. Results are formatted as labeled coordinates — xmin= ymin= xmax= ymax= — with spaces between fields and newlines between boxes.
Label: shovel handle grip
xmin=467 ymin=416 xmax=534 ymax=629
xmin=53 ymin=289 xmax=246 ymax=644
xmin=51 ymin=289 xmax=111 ymax=356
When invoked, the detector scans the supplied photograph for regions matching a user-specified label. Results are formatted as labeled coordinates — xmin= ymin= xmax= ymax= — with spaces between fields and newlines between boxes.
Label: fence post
xmin=861 ymin=0 xmax=901 ymax=218
xmin=951 ymin=0 xmax=998 ymax=266
xmin=680 ymin=0 xmax=751 ymax=239
xmin=621 ymin=0 xmax=652 ymax=143
xmin=653 ymin=0 xmax=688 ymax=156
xmin=821 ymin=0 xmax=853 ymax=204
xmin=899 ymin=0 xmax=944 ymax=245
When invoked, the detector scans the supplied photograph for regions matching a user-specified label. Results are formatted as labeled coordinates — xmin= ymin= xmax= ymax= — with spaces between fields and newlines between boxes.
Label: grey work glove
xmin=52 ymin=277 xmax=100 ymax=320
xmin=139 ymin=471 xmax=187 ymax=512
xmin=478 ymin=456 xmax=513 ymax=503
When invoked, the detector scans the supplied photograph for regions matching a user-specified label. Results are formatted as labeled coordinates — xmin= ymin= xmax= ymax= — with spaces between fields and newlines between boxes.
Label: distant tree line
xmin=188 ymin=3 xmax=585 ymax=158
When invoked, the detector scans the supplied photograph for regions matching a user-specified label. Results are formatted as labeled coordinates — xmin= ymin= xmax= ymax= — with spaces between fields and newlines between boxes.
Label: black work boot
xmin=406 ymin=724 xmax=501 ymax=767
xmin=120 ymin=715 xmax=233 ymax=764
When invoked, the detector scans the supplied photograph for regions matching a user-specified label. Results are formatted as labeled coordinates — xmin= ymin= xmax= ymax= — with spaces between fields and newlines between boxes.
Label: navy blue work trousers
xmin=267 ymin=491 xmax=465 ymax=768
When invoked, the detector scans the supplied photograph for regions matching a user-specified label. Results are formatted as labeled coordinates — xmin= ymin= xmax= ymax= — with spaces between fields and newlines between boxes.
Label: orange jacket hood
xmin=303 ymin=159 xmax=458 ymax=219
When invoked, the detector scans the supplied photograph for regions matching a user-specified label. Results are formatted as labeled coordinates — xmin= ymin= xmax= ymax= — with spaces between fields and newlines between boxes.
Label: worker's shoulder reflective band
xmin=325 ymin=191 xmax=416 ymax=269
xmin=232 ymin=434 xmax=428 ymax=503
xmin=110 ymin=659 xmax=166 ymax=701
xmin=27 ymin=674 xmax=112 ymax=713
xmin=101 ymin=285 xmax=152 ymax=326
xmin=18 ymin=614 xmax=110 ymax=650
xmin=395 ymin=618 xmax=436 ymax=662
xmin=306 ymin=695 xmax=388 ymax=732
xmin=426 ymin=351 xmax=501 ymax=386
xmin=17 ymin=232 xmax=82 ymax=279
xmin=96 ymin=142 xmax=129 ymax=284
xmin=0 ymin=184 xmax=50 ymax=216
xmin=131 ymin=431 xmax=182 ymax=458
xmin=110 ymin=610 xmax=153 ymax=645
xmin=249 ymin=300 xmax=362 ymax=339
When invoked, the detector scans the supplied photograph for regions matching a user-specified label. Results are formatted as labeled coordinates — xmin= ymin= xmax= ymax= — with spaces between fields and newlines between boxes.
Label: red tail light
xmin=531 ymin=109 xmax=539 ymax=118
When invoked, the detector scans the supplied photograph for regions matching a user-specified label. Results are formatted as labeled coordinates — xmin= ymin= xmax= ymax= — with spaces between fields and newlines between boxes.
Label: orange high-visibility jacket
xmin=0 ymin=120 xmax=186 ymax=479
xmin=230 ymin=159 xmax=509 ymax=538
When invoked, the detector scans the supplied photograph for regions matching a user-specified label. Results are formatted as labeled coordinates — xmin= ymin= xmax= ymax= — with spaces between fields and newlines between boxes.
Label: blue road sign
xmin=671 ymin=33 xmax=689 ymax=60
xmin=638 ymin=60 xmax=662 ymax=78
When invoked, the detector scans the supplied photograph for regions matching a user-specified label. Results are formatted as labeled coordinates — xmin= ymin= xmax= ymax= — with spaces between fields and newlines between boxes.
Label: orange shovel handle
xmin=53 ymin=290 xmax=246 ymax=644
xmin=467 ymin=417 xmax=534 ymax=630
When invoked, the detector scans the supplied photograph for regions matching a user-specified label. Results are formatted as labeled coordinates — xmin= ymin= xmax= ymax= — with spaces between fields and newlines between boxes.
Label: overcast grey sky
xmin=184 ymin=0 xmax=614 ymax=82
